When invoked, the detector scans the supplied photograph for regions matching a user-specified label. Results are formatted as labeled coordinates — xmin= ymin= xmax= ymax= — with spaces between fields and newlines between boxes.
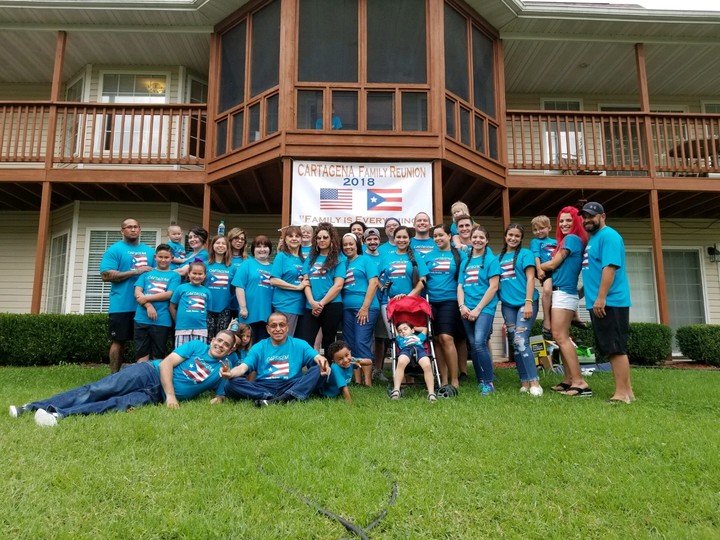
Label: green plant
xmin=676 ymin=325 xmax=720 ymax=366
xmin=626 ymin=322 xmax=673 ymax=366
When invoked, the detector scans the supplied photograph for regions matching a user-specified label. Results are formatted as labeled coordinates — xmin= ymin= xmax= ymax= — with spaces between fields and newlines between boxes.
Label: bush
xmin=0 ymin=313 xmax=124 ymax=366
xmin=676 ymin=325 xmax=720 ymax=366
xmin=533 ymin=319 xmax=672 ymax=365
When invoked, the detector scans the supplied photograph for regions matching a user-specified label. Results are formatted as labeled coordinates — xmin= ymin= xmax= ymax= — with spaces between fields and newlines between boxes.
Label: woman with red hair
xmin=540 ymin=207 xmax=592 ymax=397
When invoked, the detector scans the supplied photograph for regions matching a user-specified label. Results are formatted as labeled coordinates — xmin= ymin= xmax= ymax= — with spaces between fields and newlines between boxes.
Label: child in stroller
xmin=389 ymin=321 xmax=436 ymax=402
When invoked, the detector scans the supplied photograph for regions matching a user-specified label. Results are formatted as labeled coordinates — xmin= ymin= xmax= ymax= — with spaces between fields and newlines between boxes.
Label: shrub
xmin=0 ymin=314 xmax=125 ymax=366
xmin=676 ymin=325 xmax=720 ymax=366
xmin=533 ymin=319 xmax=672 ymax=365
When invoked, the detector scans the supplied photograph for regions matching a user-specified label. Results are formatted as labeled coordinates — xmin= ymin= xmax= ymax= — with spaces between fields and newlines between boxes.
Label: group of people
xmin=10 ymin=199 xmax=635 ymax=426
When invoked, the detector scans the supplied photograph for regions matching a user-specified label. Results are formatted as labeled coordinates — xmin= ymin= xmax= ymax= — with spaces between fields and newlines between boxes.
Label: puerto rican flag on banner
xmin=148 ymin=280 xmax=168 ymax=294
xmin=187 ymin=295 xmax=206 ymax=311
xmin=183 ymin=358 xmax=211 ymax=383
xmin=367 ymin=188 xmax=402 ymax=212
xmin=291 ymin=161 xmax=432 ymax=225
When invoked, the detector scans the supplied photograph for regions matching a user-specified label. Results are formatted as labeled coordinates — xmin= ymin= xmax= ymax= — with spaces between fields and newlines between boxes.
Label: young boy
xmin=390 ymin=321 xmax=436 ymax=402
xmin=317 ymin=340 xmax=371 ymax=402
xmin=167 ymin=224 xmax=187 ymax=269
xmin=530 ymin=216 xmax=557 ymax=340
xmin=134 ymin=244 xmax=182 ymax=361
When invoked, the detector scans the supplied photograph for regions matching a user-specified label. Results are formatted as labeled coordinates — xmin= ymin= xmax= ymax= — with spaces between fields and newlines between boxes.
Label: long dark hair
xmin=470 ymin=225 xmax=490 ymax=269
xmin=499 ymin=222 xmax=524 ymax=271
xmin=309 ymin=222 xmax=340 ymax=271
xmin=394 ymin=226 xmax=420 ymax=285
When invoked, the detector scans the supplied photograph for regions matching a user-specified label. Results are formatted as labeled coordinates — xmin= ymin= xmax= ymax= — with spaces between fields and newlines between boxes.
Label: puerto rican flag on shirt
xmin=464 ymin=268 xmax=479 ymax=284
xmin=345 ymin=268 xmax=356 ymax=286
xmin=132 ymin=254 xmax=148 ymax=268
xmin=309 ymin=263 xmax=326 ymax=278
xmin=259 ymin=270 xmax=272 ymax=287
xmin=431 ymin=259 xmax=451 ymax=273
xmin=187 ymin=295 xmax=206 ymax=311
xmin=389 ymin=263 xmax=407 ymax=278
xmin=208 ymin=270 xmax=229 ymax=288
xmin=582 ymin=246 xmax=590 ymax=269
xmin=182 ymin=358 xmax=211 ymax=383
xmin=500 ymin=260 xmax=516 ymax=280
xmin=148 ymin=280 xmax=168 ymax=294
xmin=267 ymin=359 xmax=290 ymax=378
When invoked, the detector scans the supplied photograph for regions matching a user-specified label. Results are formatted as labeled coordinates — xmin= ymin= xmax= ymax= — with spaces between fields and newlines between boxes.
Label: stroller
xmin=386 ymin=295 xmax=457 ymax=398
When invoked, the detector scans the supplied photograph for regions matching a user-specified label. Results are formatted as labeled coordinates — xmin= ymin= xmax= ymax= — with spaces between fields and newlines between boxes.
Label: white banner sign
xmin=291 ymin=160 xmax=433 ymax=227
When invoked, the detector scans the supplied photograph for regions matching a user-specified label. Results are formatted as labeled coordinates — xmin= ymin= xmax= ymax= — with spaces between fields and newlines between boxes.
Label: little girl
xmin=206 ymin=235 xmax=234 ymax=340
xmin=498 ymin=223 xmax=543 ymax=396
xmin=170 ymin=261 xmax=213 ymax=348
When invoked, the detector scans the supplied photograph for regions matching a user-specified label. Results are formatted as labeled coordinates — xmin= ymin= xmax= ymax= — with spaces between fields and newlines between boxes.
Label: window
xmin=625 ymin=250 xmax=658 ymax=323
xmin=663 ymin=249 xmax=706 ymax=350
xmin=250 ymin=0 xmax=280 ymax=97
xmin=46 ymin=233 xmax=69 ymax=314
xmin=188 ymin=78 xmax=207 ymax=158
xmin=542 ymin=99 xmax=584 ymax=166
xmin=219 ymin=21 xmax=247 ymax=112
xmin=84 ymin=229 xmax=158 ymax=313
xmin=99 ymin=73 xmax=169 ymax=157
xmin=444 ymin=4 xmax=469 ymax=102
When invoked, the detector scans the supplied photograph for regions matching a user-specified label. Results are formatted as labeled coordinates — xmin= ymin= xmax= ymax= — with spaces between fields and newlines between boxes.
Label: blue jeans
xmin=462 ymin=313 xmax=495 ymax=384
xmin=26 ymin=362 xmax=163 ymax=417
xmin=224 ymin=365 xmax=322 ymax=401
xmin=501 ymin=301 xmax=539 ymax=383
xmin=342 ymin=308 xmax=379 ymax=359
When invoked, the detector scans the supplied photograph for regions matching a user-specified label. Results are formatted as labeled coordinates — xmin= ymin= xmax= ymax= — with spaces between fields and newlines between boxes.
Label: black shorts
xmin=134 ymin=323 xmax=171 ymax=360
xmin=540 ymin=269 xmax=553 ymax=283
xmin=589 ymin=306 xmax=629 ymax=357
xmin=431 ymin=300 xmax=463 ymax=338
xmin=108 ymin=312 xmax=135 ymax=342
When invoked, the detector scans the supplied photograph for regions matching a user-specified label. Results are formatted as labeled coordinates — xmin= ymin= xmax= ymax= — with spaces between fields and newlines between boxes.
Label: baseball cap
xmin=364 ymin=227 xmax=381 ymax=239
xmin=580 ymin=202 xmax=605 ymax=216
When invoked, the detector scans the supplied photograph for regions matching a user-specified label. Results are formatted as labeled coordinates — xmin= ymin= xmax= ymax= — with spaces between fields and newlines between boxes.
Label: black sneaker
xmin=254 ymin=399 xmax=270 ymax=408
xmin=459 ymin=373 xmax=468 ymax=383
xmin=9 ymin=405 xmax=28 ymax=418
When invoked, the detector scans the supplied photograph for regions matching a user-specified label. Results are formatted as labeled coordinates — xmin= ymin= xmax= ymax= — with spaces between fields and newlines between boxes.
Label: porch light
xmin=707 ymin=245 xmax=720 ymax=263
xmin=146 ymin=81 xmax=165 ymax=94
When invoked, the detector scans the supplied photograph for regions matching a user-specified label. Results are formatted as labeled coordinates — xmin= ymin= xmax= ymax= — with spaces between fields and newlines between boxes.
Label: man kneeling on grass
xmin=218 ymin=312 xmax=331 ymax=407
xmin=9 ymin=330 xmax=240 ymax=427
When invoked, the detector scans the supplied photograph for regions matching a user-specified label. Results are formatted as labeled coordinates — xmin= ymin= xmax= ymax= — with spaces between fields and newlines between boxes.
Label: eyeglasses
xmin=267 ymin=323 xmax=288 ymax=329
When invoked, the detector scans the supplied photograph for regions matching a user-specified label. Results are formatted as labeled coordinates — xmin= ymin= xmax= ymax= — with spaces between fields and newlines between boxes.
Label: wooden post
xmin=432 ymin=159 xmax=443 ymax=225
xmin=202 ymin=183 xmax=212 ymax=233
xmin=501 ymin=187 xmax=510 ymax=229
xmin=31 ymin=182 xmax=52 ymax=313
xmin=281 ymin=157 xmax=292 ymax=227
xmin=649 ymin=189 xmax=669 ymax=325
xmin=635 ymin=43 xmax=657 ymax=178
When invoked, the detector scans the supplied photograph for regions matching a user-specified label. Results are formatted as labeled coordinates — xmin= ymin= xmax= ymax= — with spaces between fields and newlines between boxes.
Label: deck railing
xmin=506 ymin=111 xmax=720 ymax=176
xmin=0 ymin=102 xmax=206 ymax=166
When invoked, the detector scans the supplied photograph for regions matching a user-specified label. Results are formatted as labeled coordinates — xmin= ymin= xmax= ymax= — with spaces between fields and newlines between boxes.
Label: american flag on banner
xmin=319 ymin=188 xmax=353 ymax=210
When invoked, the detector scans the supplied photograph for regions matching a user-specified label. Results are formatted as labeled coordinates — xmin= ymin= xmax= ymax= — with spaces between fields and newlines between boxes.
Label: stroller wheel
xmin=437 ymin=384 xmax=459 ymax=399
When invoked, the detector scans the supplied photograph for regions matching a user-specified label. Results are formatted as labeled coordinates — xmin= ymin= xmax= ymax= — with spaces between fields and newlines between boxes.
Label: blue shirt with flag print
xmin=206 ymin=262 xmax=234 ymax=313
xmin=231 ymin=257 xmax=274 ymax=325
xmin=171 ymin=283 xmax=213 ymax=331
xmin=177 ymin=248 xmax=209 ymax=270
xmin=134 ymin=268 xmax=181 ymax=327
xmin=167 ymin=240 xmax=186 ymax=270
xmin=151 ymin=340 xmax=238 ymax=401
xmin=459 ymin=252 xmax=501 ymax=315
xmin=317 ymin=362 xmax=355 ymax=398
xmin=271 ymin=251 xmax=306 ymax=315
xmin=498 ymin=248 xmax=538 ymax=307
xmin=378 ymin=251 xmax=429 ymax=303
xmin=302 ymin=254 xmax=347 ymax=308
xmin=582 ymin=226 xmax=631 ymax=308
xmin=552 ymin=234 xmax=583 ymax=294
xmin=424 ymin=247 xmax=467 ymax=303
xmin=410 ymin=237 xmax=436 ymax=258
xmin=100 ymin=240 xmax=156 ymax=313
xmin=242 ymin=336 xmax=318 ymax=381
xmin=530 ymin=236 xmax=557 ymax=264
xmin=342 ymin=255 xmax=380 ymax=310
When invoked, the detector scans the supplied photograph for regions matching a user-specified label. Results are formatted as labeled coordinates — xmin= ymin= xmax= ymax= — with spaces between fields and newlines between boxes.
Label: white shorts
xmin=551 ymin=290 xmax=579 ymax=311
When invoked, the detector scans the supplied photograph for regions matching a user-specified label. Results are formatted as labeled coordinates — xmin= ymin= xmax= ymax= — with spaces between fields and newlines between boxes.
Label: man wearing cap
xmin=580 ymin=202 xmax=635 ymax=404
xmin=364 ymin=227 xmax=390 ymax=382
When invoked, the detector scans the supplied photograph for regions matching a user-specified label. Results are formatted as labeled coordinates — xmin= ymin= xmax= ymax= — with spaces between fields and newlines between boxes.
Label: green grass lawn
xmin=2 ymin=365 xmax=719 ymax=539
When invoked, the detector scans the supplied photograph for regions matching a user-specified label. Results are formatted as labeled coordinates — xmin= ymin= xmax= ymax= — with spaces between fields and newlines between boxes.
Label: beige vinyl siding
xmin=0 ymin=83 xmax=52 ymax=101
xmin=0 ymin=212 xmax=38 ymax=313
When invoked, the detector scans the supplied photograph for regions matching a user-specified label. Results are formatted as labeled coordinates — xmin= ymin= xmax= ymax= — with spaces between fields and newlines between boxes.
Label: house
xmin=1 ymin=0 xmax=719 ymax=351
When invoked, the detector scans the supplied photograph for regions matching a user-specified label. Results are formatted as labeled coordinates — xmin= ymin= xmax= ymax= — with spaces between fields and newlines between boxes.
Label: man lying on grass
xmin=9 ymin=330 xmax=240 ymax=427
xmin=218 ymin=312 xmax=331 ymax=407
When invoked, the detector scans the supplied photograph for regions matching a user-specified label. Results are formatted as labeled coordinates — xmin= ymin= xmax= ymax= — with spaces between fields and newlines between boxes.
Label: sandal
xmin=542 ymin=328 xmax=553 ymax=340
xmin=562 ymin=386 xmax=593 ymax=398
xmin=389 ymin=389 xmax=400 ymax=400
xmin=550 ymin=382 xmax=572 ymax=392
xmin=571 ymin=320 xmax=590 ymax=329
xmin=427 ymin=393 xmax=437 ymax=402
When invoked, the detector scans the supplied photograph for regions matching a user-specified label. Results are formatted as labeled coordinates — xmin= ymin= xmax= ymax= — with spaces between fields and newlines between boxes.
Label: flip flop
xmin=562 ymin=386 xmax=593 ymax=397
xmin=550 ymin=382 xmax=572 ymax=392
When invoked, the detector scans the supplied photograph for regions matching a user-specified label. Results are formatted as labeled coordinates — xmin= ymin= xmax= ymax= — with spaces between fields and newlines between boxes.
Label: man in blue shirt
xmin=221 ymin=312 xmax=331 ymax=407
xmin=580 ymin=202 xmax=635 ymax=404
xmin=9 ymin=331 xmax=240 ymax=427
xmin=100 ymin=217 xmax=155 ymax=372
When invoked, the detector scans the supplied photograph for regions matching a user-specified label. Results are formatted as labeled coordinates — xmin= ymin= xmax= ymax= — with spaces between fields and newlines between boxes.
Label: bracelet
xmin=525 ymin=299 xmax=533 ymax=302
xmin=459 ymin=304 xmax=465 ymax=309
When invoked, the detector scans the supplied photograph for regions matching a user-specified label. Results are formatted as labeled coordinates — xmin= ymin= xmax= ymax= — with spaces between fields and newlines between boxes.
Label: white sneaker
xmin=34 ymin=409 xmax=60 ymax=427
xmin=529 ymin=385 xmax=544 ymax=397
xmin=9 ymin=404 xmax=27 ymax=417
xmin=519 ymin=386 xmax=529 ymax=393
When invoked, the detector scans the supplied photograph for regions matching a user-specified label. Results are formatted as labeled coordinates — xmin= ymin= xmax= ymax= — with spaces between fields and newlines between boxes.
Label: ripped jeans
xmin=501 ymin=300 xmax=539 ymax=383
